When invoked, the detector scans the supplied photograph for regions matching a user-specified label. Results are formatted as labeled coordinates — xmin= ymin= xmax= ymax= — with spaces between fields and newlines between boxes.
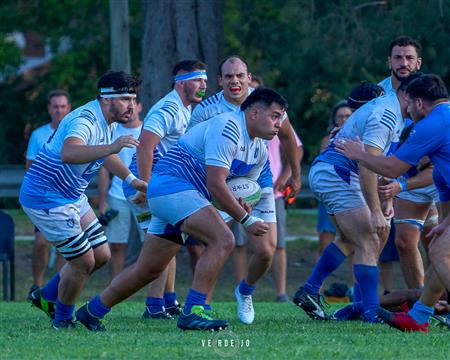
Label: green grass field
xmin=1 ymin=302 xmax=449 ymax=359
xmin=2 ymin=208 xmax=446 ymax=359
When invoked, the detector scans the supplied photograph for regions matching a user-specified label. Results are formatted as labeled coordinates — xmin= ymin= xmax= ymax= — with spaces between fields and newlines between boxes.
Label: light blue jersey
xmin=26 ymin=123 xmax=56 ymax=161
xmin=20 ymin=100 xmax=112 ymax=209
xmin=188 ymin=88 xmax=274 ymax=188
xmin=315 ymin=93 xmax=404 ymax=181
xmin=123 ymin=89 xmax=191 ymax=198
xmin=189 ymin=90 xmax=241 ymax=130
xmin=148 ymin=110 xmax=268 ymax=201
xmin=378 ymin=76 xmax=395 ymax=95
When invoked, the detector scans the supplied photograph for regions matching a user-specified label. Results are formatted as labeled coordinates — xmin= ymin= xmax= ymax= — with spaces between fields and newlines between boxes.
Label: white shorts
xmin=106 ymin=196 xmax=143 ymax=245
xmin=126 ymin=195 xmax=152 ymax=230
xmin=309 ymin=161 xmax=366 ymax=215
xmin=22 ymin=194 xmax=91 ymax=242
xmin=396 ymin=184 xmax=440 ymax=204
xmin=219 ymin=187 xmax=277 ymax=223
xmin=148 ymin=189 xmax=210 ymax=235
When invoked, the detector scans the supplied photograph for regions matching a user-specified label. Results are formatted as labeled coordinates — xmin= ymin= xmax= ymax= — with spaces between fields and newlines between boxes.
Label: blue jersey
xmin=315 ymin=93 xmax=404 ymax=180
xmin=148 ymin=110 xmax=268 ymax=200
xmin=20 ymin=100 xmax=113 ymax=209
xmin=394 ymin=103 xmax=450 ymax=197
xmin=123 ymin=90 xmax=191 ymax=198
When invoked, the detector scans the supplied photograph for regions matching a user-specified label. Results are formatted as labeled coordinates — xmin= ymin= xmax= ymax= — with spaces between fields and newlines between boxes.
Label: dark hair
xmin=397 ymin=72 xmax=424 ymax=92
xmin=330 ymin=100 xmax=351 ymax=127
xmin=240 ymin=87 xmax=288 ymax=111
xmin=251 ymin=75 xmax=264 ymax=87
xmin=389 ymin=35 xmax=422 ymax=57
xmin=47 ymin=89 xmax=70 ymax=104
xmin=219 ymin=55 xmax=249 ymax=76
xmin=172 ymin=60 xmax=207 ymax=76
xmin=405 ymin=74 xmax=449 ymax=102
xmin=97 ymin=71 xmax=141 ymax=91
xmin=347 ymin=82 xmax=384 ymax=110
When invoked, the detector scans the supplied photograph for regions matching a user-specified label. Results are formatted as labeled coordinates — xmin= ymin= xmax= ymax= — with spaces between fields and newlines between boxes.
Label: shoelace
xmin=241 ymin=295 xmax=253 ymax=312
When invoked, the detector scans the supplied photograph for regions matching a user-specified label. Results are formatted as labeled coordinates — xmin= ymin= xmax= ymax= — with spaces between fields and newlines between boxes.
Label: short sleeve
xmin=26 ymin=131 xmax=40 ymax=160
xmin=143 ymin=101 xmax=179 ymax=138
xmin=65 ymin=117 xmax=95 ymax=144
xmin=204 ymin=120 xmax=238 ymax=169
xmin=362 ymin=109 xmax=395 ymax=151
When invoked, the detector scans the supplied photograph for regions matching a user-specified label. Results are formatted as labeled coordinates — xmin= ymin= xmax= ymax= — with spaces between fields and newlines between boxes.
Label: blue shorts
xmin=316 ymin=201 xmax=337 ymax=233
xmin=379 ymin=222 xmax=399 ymax=262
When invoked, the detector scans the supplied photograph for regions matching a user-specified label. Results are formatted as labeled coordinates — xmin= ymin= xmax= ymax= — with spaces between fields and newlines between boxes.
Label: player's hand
xmin=238 ymin=197 xmax=252 ymax=213
xmin=285 ymin=174 xmax=301 ymax=199
xmin=245 ymin=221 xmax=269 ymax=236
xmin=131 ymin=178 xmax=147 ymax=194
xmin=130 ymin=191 xmax=147 ymax=204
xmin=370 ymin=209 xmax=389 ymax=238
xmin=378 ymin=180 xmax=402 ymax=200
xmin=381 ymin=198 xmax=394 ymax=220
xmin=273 ymin=176 xmax=288 ymax=194
xmin=110 ymin=135 xmax=140 ymax=154
xmin=425 ymin=220 xmax=450 ymax=247
xmin=335 ymin=136 xmax=365 ymax=160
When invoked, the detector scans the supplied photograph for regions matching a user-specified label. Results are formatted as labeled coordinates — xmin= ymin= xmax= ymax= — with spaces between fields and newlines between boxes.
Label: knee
xmin=94 ymin=246 xmax=111 ymax=268
xmin=254 ymin=242 xmax=276 ymax=262
xmin=218 ymin=228 xmax=235 ymax=256
xmin=394 ymin=235 xmax=409 ymax=253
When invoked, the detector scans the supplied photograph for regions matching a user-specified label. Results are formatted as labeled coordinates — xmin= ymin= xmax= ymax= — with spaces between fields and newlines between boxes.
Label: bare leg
xmin=272 ymin=247 xmax=287 ymax=297
xmin=32 ymin=231 xmax=50 ymax=287
xmin=109 ymin=243 xmax=127 ymax=278
xmin=232 ymin=246 xmax=248 ymax=282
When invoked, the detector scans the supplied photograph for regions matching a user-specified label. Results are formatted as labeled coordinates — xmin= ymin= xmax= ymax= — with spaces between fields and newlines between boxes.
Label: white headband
xmin=99 ymin=87 xmax=137 ymax=98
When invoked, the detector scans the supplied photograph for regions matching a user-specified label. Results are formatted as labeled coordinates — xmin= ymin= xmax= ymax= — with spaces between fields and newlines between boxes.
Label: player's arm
xmin=359 ymin=145 xmax=389 ymax=234
xmin=359 ymin=145 xmax=383 ymax=212
xmin=61 ymin=136 xmax=139 ymax=164
xmin=277 ymin=116 xmax=301 ymax=195
xmin=206 ymin=165 xmax=247 ymax=221
xmin=335 ymin=137 xmax=413 ymax=178
xmin=206 ymin=165 xmax=269 ymax=236
xmin=97 ymin=166 xmax=110 ymax=214
xmin=103 ymin=154 xmax=147 ymax=193
xmin=136 ymin=130 xmax=160 ymax=182
xmin=379 ymin=165 xmax=433 ymax=200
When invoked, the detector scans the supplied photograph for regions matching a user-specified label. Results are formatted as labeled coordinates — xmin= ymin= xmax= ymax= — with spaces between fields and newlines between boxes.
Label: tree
xmin=141 ymin=0 xmax=223 ymax=113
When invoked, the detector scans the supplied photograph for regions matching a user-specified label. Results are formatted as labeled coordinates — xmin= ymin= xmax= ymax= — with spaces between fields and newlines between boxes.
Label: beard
xmin=393 ymin=68 xmax=417 ymax=81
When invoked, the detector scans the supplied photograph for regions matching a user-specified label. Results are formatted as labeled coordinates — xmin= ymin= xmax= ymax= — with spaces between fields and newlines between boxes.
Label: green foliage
xmin=0 ymin=0 xmax=143 ymax=164
xmin=224 ymin=0 xmax=450 ymax=161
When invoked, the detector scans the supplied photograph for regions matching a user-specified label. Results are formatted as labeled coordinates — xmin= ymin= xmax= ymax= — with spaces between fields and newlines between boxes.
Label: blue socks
xmin=41 ymin=272 xmax=60 ymax=302
xmin=238 ymin=279 xmax=255 ymax=296
xmin=304 ymin=243 xmax=347 ymax=294
xmin=352 ymin=282 xmax=363 ymax=311
xmin=164 ymin=292 xmax=178 ymax=308
xmin=184 ymin=288 xmax=207 ymax=314
xmin=54 ymin=300 xmax=74 ymax=323
xmin=409 ymin=301 xmax=434 ymax=324
xmin=204 ymin=304 xmax=212 ymax=311
xmin=354 ymin=264 xmax=379 ymax=322
xmin=146 ymin=297 xmax=164 ymax=314
xmin=87 ymin=295 xmax=111 ymax=318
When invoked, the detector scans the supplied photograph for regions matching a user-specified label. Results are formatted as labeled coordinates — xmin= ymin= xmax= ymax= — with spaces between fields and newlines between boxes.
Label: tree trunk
xmin=109 ymin=0 xmax=131 ymax=73
xmin=141 ymin=0 xmax=223 ymax=111
xmin=141 ymin=0 xmax=176 ymax=113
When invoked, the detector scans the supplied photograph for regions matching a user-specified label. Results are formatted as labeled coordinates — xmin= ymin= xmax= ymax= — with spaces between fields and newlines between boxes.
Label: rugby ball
xmin=226 ymin=177 xmax=261 ymax=206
